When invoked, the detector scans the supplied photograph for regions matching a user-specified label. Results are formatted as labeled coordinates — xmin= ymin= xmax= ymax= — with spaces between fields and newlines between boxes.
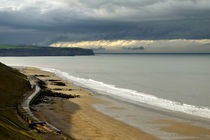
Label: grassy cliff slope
xmin=0 ymin=62 xmax=41 ymax=140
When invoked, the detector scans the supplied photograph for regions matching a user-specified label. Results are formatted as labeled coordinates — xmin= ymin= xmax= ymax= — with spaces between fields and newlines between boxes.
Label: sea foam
xmin=9 ymin=64 xmax=210 ymax=119
xmin=40 ymin=67 xmax=210 ymax=119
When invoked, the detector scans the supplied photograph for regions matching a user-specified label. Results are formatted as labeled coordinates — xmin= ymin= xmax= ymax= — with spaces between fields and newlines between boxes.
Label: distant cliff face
xmin=0 ymin=46 xmax=94 ymax=56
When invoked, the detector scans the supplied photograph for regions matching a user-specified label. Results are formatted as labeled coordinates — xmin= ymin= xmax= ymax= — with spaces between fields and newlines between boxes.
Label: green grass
xmin=0 ymin=62 xmax=42 ymax=140
xmin=0 ymin=44 xmax=38 ymax=49
xmin=0 ymin=45 xmax=18 ymax=49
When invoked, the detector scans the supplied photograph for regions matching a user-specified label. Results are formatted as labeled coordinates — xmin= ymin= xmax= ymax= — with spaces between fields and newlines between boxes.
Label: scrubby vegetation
xmin=0 ymin=62 xmax=41 ymax=140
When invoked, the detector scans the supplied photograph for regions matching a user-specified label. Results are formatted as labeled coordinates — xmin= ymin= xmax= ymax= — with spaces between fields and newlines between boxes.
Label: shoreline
xmin=22 ymin=67 xmax=210 ymax=140
xmin=22 ymin=67 xmax=158 ymax=140
xmin=11 ymin=64 xmax=210 ymax=120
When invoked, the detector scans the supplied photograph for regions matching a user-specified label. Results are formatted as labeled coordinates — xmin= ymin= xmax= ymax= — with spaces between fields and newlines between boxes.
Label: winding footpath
xmin=17 ymin=76 xmax=61 ymax=134
xmin=17 ymin=76 xmax=41 ymax=124
xmin=21 ymin=83 xmax=40 ymax=122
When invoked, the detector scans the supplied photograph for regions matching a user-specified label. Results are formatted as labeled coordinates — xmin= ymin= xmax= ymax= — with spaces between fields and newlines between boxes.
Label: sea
xmin=0 ymin=54 xmax=210 ymax=138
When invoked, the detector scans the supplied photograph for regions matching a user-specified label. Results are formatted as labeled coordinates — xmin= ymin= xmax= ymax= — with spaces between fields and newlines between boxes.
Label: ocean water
xmin=0 ymin=54 xmax=210 ymax=119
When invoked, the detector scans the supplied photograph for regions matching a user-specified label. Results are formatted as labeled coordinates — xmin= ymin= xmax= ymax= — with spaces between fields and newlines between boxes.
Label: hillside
xmin=0 ymin=45 xmax=94 ymax=56
xmin=0 ymin=62 xmax=41 ymax=140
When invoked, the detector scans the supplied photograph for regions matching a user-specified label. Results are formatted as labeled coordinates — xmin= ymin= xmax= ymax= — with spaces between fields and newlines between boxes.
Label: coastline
xmin=22 ymin=67 xmax=158 ymax=140
xmin=22 ymin=67 xmax=210 ymax=140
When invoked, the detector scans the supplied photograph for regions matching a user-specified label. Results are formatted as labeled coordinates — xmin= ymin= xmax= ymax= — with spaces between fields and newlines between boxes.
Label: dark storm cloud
xmin=0 ymin=0 xmax=210 ymax=45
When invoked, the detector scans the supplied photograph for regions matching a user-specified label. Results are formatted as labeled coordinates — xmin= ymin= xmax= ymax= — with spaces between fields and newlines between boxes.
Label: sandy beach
xmin=23 ymin=67 xmax=157 ymax=140
xmin=22 ymin=67 xmax=210 ymax=140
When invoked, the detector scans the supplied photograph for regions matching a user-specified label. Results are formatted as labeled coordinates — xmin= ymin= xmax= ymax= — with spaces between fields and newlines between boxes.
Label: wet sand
xmin=22 ymin=67 xmax=210 ymax=140
xmin=153 ymin=119 xmax=210 ymax=140
xmin=23 ymin=67 xmax=157 ymax=140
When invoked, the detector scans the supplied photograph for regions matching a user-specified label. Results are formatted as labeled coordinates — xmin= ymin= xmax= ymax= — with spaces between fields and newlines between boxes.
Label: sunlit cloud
xmin=50 ymin=39 xmax=210 ymax=48
xmin=50 ymin=40 xmax=154 ymax=49
xmin=50 ymin=39 xmax=210 ymax=53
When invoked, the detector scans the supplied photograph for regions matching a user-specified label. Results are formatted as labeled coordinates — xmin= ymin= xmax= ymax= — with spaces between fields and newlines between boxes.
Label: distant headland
xmin=0 ymin=45 xmax=94 ymax=56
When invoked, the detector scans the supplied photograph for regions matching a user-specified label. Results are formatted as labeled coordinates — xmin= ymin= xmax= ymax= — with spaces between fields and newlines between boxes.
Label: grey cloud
xmin=0 ymin=0 xmax=210 ymax=45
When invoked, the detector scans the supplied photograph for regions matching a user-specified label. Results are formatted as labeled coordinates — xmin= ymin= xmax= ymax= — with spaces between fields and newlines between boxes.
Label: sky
xmin=0 ymin=0 xmax=210 ymax=52
xmin=50 ymin=39 xmax=210 ymax=53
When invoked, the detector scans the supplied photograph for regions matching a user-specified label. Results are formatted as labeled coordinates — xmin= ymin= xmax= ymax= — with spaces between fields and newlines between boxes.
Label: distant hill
xmin=0 ymin=62 xmax=41 ymax=139
xmin=0 ymin=45 xmax=94 ymax=56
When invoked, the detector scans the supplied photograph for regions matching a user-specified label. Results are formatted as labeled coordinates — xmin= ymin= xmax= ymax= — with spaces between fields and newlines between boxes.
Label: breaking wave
xmin=39 ymin=67 xmax=210 ymax=119
xmin=8 ymin=64 xmax=210 ymax=119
